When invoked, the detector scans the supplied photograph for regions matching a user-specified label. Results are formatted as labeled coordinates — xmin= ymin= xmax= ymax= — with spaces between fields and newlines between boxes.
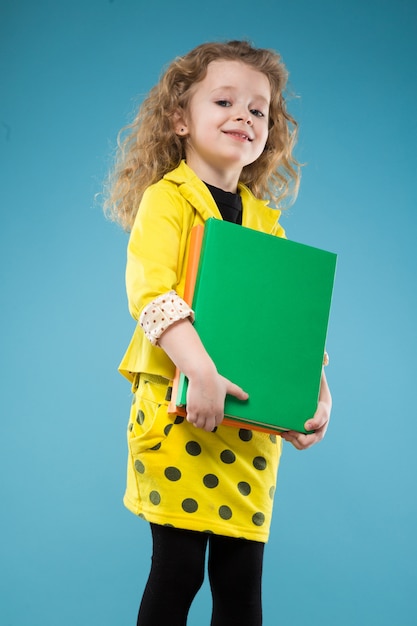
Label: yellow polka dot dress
xmin=124 ymin=374 xmax=283 ymax=542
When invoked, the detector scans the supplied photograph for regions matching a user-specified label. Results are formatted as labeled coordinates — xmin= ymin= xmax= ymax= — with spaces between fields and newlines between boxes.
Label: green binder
xmin=174 ymin=218 xmax=337 ymax=434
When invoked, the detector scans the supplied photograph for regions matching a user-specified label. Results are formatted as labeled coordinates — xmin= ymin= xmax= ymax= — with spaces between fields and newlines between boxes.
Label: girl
xmin=104 ymin=40 xmax=331 ymax=626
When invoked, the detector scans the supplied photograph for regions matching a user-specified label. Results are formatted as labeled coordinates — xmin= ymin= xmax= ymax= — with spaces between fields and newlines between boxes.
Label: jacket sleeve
xmin=125 ymin=185 xmax=188 ymax=321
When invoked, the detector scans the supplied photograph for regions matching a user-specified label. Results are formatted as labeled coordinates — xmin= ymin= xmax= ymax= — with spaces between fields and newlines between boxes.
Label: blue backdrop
xmin=1 ymin=1 xmax=416 ymax=624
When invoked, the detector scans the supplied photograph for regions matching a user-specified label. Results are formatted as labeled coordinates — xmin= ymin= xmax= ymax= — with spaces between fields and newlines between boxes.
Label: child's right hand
xmin=158 ymin=317 xmax=248 ymax=431
xmin=186 ymin=369 xmax=249 ymax=432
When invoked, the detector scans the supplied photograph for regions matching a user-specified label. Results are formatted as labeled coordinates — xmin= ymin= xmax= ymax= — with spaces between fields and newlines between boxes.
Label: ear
xmin=172 ymin=109 xmax=189 ymax=136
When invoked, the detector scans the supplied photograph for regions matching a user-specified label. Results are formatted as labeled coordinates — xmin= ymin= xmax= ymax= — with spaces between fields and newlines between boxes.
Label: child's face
xmin=177 ymin=60 xmax=271 ymax=190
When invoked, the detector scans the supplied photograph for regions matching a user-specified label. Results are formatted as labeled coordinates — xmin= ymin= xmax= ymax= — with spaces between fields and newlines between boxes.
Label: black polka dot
xmin=164 ymin=423 xmax=173 ymax=436
xmin=131 ymin=395 xmax=136 ymax=405
xmin=128 ymin=422 xmax=133 ymax=432
xmin=136 ymin=410 xmax=145 ymax=425
xmin=149 ymin=491 xmax=161 ymax=505
xmin=219 ymin=505 xmax=232 ymax=520
xmin=269 ymin=434 xmax=277 ymax=444
xmin=269 ymin=485 xmax=275 ymax=499
xmin=253 ymin=456 xmax=267 ymax=470
xmin=238 ymin=429 xmax=253 ymax=442
xmin=252 ymin=512 xmax=265 ymax=526
xmin=150 ymin=442 xmax=161 ymax=451
xmin=203 ymin=474 xmax=219 ymax=488
xmin=174 ymin=416 xmax=185 ymax=424
xmin=238 ymin=481 xmax=251 ymax=496
xmin=220 ymin=449 xmax=236 ymax=464
xmin=134 ymin=459 xmax=145 ymax=474
xmin=186 ymin=441 xmax=202 ymax=456
xmin=182 ymin=498 xmax=198 ymax=513
xmin=164 ymin=466 xmax=181 ymax=481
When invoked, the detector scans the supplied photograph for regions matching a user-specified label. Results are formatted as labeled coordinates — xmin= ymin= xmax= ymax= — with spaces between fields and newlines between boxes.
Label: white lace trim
xmin=139 ymin=290 xmax=195 ymax=346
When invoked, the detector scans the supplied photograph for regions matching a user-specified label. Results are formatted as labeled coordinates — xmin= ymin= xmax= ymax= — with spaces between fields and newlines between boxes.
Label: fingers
xmin=185 ymin=376 xmax=248 ymax=432
xmin=223 ymin=377 xmax=249 ymax=401
xmin=280 ymin=401 xmax=330 ymax=450
xmin=304 ymin=401 xmax=329 ymax=433
xmin=280 ymin=429 xmax=323 ymax=451
xmin=187 ymin=412 xmax=217 ymax=432
xmin=186 ymin=410 xmax=224 ymax=432
xmin=185 ymin=393 xmax=224 ymax=431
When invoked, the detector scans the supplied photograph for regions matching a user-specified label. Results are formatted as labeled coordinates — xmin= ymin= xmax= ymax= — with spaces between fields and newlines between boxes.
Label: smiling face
xmin=176 ymin=60 xmax=271 ymax=191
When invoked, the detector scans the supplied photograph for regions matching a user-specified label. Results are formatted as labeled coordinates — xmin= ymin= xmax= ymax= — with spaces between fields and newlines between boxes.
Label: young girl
xmin=104 ymin=40 xmax=331 ymax=626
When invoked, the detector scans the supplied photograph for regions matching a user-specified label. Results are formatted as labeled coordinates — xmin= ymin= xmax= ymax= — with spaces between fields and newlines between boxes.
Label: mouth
xmin=223 ymin=131 xmax=253 ymax=142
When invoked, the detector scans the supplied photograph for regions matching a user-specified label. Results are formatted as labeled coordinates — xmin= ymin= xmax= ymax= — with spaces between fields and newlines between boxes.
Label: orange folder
xmin=168 ymin=224 xmax=204 ymax=419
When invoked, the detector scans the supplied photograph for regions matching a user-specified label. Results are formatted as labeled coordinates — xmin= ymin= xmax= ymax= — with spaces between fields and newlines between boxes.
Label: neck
xmin=184 ymin=155 xmax=240 ymax=193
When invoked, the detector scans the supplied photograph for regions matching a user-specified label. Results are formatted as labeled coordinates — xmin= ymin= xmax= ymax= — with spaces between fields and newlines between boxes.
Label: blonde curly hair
xmin=103 ymin=40 xmax=300 ymax=231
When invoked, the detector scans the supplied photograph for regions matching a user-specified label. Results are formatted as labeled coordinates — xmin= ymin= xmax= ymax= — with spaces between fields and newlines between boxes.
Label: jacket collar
xmin=164 ymin=160 xmax=222 ymax=221
xmin=163 ymin=160 xmax=282 ymax=235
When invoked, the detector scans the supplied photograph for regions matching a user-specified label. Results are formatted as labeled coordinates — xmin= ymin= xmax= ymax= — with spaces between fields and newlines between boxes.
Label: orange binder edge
xmin=167 ymin=225 xmax=204 ymax=417
xmin=222 ymin=417 xmax=283 ymax=435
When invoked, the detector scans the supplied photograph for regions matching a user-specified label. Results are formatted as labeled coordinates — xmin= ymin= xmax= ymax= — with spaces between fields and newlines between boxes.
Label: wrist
xmin=186 ymin=358 xmax=217 ymax=382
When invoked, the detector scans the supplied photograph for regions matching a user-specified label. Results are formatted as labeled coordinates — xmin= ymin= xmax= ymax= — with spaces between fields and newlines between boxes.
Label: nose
xmin=234 ymin=108 xmax=253 ymax=125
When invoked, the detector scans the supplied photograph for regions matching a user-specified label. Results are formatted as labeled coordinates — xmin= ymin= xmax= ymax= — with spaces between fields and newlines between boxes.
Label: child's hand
xmin=158 ymin=318 xmax=248 ymax=431
xmin=280 ymin=398 xmax=330 ymax=450
xmin=280 ymin=370 xmax=332 ymax=451
xmin=186 ymin=371 xmax=249 ymax=432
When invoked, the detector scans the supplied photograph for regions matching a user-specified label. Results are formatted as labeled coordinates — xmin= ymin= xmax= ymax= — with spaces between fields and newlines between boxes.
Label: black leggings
xmin=137 ymin=523 xmax=265 ymax=626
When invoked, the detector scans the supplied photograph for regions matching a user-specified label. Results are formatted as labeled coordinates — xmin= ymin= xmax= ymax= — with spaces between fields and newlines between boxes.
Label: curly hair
xmin=103 ymin=40 xmax=300 ymax=231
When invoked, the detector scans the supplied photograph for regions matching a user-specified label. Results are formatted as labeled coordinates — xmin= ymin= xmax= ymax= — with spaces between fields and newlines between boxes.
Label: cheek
xmin=255 ymin=130 xmax=269 ymax=160
xmin=257 ymin=126 xmax=269 ymax=149
xmin=262 ymin=122 xmax=270 ymax=141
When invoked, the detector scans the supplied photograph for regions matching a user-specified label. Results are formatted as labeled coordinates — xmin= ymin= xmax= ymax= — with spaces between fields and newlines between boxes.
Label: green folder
xmin=175 ymin=218 xmax=337 ymax=434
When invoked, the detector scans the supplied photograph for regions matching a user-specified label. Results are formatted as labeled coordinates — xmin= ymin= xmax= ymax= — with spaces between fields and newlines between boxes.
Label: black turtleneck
xmin=204 ymin=182 xmax=243 ymax=225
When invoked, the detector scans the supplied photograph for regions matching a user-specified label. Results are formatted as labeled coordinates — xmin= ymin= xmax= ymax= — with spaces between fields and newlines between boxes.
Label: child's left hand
xmin=280 ymin=370 xmax=332 ymax=451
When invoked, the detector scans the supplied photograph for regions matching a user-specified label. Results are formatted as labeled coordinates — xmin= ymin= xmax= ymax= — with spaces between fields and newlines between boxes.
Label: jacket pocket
xmin=127 ymin=374 xmax=174 ymax=455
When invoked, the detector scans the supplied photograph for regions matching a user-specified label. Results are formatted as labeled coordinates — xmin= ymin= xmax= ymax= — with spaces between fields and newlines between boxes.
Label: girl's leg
xmin=208 ymin=534 xmax=265 ymax=626
xmin=137 ymin=523 xmax=209 ymax=626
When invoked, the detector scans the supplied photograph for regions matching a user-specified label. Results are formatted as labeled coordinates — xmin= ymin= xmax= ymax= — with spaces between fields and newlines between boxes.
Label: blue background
xmin=1 ymin=0 xmax=416 ymax=624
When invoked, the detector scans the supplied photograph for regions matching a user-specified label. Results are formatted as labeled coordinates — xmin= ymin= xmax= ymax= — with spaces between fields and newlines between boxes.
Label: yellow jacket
xmin=119 ymin=161 xmax=285 ymax=382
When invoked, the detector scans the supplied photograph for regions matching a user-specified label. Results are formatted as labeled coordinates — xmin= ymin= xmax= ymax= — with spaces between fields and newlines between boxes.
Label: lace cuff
xmin=139 ymin=290 xmax=195 ymax=346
